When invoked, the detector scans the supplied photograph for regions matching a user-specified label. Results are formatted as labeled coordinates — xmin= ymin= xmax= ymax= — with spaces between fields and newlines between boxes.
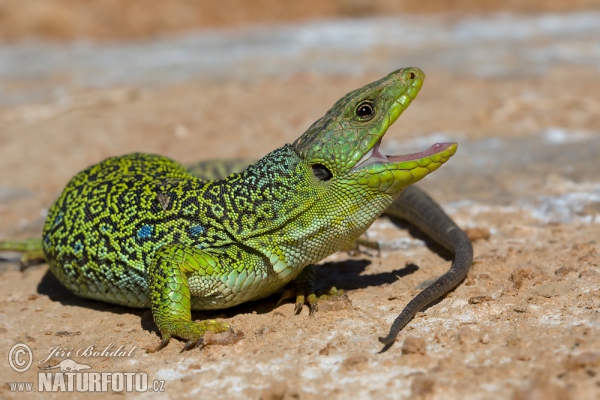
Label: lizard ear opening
xmin=312 ymin=164 xmax=332 ymax=181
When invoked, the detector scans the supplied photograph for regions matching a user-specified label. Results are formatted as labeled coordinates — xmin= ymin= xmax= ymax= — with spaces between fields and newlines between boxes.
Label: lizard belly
xmin=188 ymin=269 xmax=293 ymax=310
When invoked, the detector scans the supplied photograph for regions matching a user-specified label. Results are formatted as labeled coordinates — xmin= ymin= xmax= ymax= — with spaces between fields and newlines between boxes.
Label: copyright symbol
xmin=8 ymin=343 xmax=33 ymax=372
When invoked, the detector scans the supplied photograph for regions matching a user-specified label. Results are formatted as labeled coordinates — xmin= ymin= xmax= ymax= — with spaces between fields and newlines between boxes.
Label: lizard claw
xmin=307 ymin=294 xmax=319 ymax=316
xmin=181 ymin=338 xmax=204 ymax=352
xmin=277 ymin=265 xmax=345 ymax=316
xmin=294 ymin=292 xmax=305 ymax=314
xmin=147 ymin=336 xmax=171 ymax=353
xmin=279 ymin=287 xmax=339 ymax=316
xmin=276 ymin=288 xmax=296 ymax=307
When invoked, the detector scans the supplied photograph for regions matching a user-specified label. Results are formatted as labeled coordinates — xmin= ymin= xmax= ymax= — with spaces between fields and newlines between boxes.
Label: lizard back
xmin=42 ymin=153 xmax=226 ymax=307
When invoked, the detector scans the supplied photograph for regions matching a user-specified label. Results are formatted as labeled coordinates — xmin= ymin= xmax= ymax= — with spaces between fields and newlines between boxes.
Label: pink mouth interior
xmin=371 ymin=140 xmax=454 ymax=163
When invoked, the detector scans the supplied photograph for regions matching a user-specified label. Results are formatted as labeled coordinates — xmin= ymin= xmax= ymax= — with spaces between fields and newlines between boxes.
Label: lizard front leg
xmin=149 ymin=245 xmax=231 ymax=352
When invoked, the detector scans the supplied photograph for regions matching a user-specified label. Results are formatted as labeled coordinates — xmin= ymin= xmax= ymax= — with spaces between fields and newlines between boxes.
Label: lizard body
xmin=1 ymin=68 xmax=472 ymax=350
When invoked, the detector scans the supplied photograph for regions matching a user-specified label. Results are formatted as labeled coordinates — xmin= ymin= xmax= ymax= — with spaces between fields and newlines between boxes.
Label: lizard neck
xmin=214 ymin=144 xmax=392 ymax=270
xmin=215 ymin=145 xmax=318 ymax=240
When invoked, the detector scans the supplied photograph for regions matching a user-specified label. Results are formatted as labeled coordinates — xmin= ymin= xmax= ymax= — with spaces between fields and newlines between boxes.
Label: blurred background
xmin=1 ymin=0 xmax=597 ymax=40
xmin=1 ymin=0 xmax=599 ymax=109
xmin=1 ymin=1 xmax=599 ymax=399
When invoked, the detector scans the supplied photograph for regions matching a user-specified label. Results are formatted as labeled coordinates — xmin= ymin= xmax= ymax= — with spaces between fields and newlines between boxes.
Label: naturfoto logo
xmin=7 ymin=343 xmax=165 ymax=393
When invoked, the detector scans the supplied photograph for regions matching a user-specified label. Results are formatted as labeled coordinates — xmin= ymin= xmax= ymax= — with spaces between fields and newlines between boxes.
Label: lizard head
xmin=292 ymin=67 xmax=457 ymax=196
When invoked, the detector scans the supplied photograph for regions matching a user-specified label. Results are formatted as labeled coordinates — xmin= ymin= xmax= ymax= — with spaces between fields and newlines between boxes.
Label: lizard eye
xmin=356 ymin=101 xmax=375 ymax=120
xmin=312 ymin=164 xmax=332 ymax=181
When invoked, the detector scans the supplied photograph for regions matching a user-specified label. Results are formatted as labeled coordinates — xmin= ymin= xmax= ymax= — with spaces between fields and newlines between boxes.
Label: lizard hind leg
xmin=277 ymin=264 xmax=346 ymax=316
xmin=0 ymin=238 xmax=46 ymax=268
xmin=148 ymin=245 xmax=231 ymax=352
xmin=338 ymin=236 xmax=380 ymax=257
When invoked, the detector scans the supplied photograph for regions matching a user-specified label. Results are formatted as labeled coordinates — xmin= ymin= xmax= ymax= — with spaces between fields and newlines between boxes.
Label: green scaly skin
xmin=1 ymin=68 xmax=468 ymax=351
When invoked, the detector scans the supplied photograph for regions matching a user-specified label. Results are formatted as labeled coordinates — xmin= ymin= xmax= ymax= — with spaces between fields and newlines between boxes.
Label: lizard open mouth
xmin=353 ymin=138 xmax=457 ymax=170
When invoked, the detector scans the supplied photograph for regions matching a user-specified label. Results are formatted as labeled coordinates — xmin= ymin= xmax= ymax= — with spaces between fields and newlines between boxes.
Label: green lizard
xmin=0 ymin=67 xmax=472 ymax=351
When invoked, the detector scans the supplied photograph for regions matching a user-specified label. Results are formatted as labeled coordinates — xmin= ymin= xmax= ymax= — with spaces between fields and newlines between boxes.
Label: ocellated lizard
xmin=0 ymin=68 xmax=473 ymax=351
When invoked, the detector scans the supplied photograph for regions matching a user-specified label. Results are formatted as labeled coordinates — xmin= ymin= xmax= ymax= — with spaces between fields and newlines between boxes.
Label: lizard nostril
xmin=407 ymin=72 xmax=415 ymax=80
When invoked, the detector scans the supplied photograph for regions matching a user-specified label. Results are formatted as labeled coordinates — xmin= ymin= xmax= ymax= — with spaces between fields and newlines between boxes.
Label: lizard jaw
xmin=352 ymin=139 xmax=457 ymax=171
xmin=351 ymin=141 xmax=457 ymax=194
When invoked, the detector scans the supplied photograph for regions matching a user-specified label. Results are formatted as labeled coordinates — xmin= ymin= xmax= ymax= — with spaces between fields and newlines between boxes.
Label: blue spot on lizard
xmin=137 ymin=225 xmax=153 ymax=240
xmin=189 ymin=225 xmax=205 ymax=238
xmin=73 ymin=242 xmax=83 ymax=254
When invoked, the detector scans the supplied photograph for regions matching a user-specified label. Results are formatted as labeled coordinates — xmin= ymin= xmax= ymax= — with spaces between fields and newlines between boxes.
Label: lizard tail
xmin=379 ymin=185 xmax=473 ymax=345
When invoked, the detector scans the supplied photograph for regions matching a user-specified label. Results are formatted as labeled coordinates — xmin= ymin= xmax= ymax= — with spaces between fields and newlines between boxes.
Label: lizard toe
xmin=147 ymin=336 xmax=171 ymax=353
xmin=181 ymin=338 xmax=204 ymax=352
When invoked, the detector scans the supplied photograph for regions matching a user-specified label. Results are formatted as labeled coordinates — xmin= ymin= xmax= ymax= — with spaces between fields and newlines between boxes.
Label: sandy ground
xmin=0 ymin=4 xmax=599 ymax=400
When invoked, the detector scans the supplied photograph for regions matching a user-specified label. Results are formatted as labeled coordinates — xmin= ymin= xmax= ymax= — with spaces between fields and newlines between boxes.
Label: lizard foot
xmin=277 ymin=285 xmax=346 ymax=316
xmin=338 ymin=237 xmax=380 ymax=257
xmin=152 ymin=319 xmax=231 ymax=352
